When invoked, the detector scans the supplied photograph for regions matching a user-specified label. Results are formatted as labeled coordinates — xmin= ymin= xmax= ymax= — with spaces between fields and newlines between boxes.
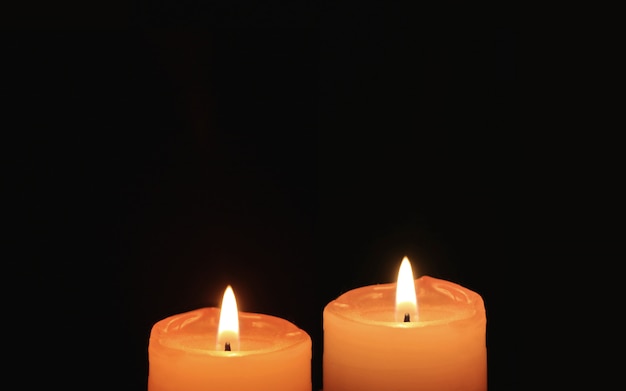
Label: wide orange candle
xmin=323 ymin=257 xmax=487 ymax=391
xmin=148 ymin=286 xmax=312 ymax=391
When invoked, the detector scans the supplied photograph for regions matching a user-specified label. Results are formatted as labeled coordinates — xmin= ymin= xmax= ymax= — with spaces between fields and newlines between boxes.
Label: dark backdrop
xmin=4 ymin=27 xmax=517 ymax=391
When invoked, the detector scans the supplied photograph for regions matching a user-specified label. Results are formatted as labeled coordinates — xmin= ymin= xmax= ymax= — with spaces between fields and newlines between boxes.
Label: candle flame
xmin=395 ymin=256 xmax=418 ymax=322
xmin=217 ymin=285 xmax=240 ymax=351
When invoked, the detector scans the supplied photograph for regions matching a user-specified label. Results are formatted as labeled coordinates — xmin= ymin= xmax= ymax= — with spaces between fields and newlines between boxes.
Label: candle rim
xmin=150 ymin=307 xmax=311 ymax=357
xmin=324 ymin=275 xmax=485 ymax=328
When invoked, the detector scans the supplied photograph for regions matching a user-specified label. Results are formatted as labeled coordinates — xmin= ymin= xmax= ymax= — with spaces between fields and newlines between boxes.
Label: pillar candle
xmin=148 ymin=286 xmax=312 ymax=391
xmin=323 ymin=257 xmax=487 ymax=391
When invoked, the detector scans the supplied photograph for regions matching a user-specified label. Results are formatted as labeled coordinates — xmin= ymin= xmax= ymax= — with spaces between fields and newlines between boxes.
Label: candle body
xmin=148 ymin=307 xmax=311 ymax=391
xmin=323 ymin=276 xmax=486 ymax=391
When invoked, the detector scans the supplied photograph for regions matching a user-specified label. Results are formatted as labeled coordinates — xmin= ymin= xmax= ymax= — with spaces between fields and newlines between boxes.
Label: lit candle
xmin=148 ymin=286 xmax=312 ymax=391
xmin=323 ymin=257 xmax=487 ymax=391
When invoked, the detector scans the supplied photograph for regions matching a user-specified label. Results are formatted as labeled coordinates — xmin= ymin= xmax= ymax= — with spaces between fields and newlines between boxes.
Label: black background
xmin=4 ymin=22 xmax=517 ymax=391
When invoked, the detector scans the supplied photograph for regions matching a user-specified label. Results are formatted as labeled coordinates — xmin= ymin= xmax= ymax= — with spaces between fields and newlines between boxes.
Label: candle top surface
xmin=325 ymin=275 xmax=485 ymax=327
xmin=150 ymin=307 xmax=310 ymax=356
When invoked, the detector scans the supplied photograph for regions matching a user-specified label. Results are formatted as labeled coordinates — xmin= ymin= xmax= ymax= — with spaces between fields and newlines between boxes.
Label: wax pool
xmin=148 ymin=307 xmax=311 ymax=391
xmin=323 ymin=275 xmax=487 ymax=391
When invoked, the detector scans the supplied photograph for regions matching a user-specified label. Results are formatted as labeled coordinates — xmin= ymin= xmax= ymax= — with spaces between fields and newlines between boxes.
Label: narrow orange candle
xmin=323 ymin=257 xmax=487 ymax=391
xmin=148 ymin=286 xmax=312 ymax=391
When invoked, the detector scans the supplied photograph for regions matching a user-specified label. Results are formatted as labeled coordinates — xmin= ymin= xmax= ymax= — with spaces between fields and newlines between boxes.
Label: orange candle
xmin=323 ymin=257 xmax=487 ymax=391
xmin=148 ymin=286 xmax=312 ymax=391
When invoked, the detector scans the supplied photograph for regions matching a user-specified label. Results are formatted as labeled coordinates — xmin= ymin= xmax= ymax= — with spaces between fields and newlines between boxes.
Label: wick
xmin=225 ymin=342 xmax=231 ymax=351
xmin=404 ymin=313 xmax=410 ymax=322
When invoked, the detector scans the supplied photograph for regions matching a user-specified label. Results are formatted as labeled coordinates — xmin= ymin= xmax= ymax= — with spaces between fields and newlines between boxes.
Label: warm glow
xmin=395 ymin=256 xmax=418 ymax=322
xmin=217 ymin=285 xmax=240 ymax=351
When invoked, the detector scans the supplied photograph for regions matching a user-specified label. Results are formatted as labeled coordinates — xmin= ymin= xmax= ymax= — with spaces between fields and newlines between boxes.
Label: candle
xmin=323 ymin=257 xmax=487 ymax=391
xmin=148 ymin=286 xmax=312 ymax=391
